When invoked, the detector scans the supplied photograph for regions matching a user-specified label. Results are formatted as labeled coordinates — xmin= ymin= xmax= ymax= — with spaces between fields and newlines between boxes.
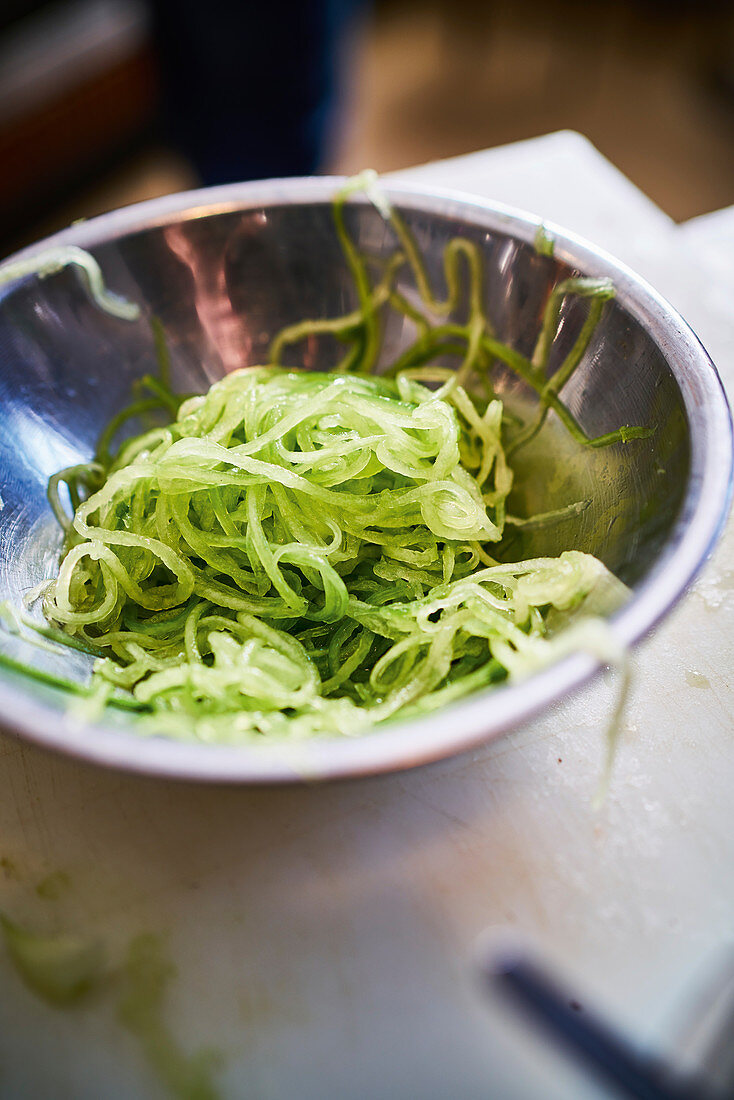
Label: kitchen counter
xmin=0 ymin=131 xmax=732 ymax=1100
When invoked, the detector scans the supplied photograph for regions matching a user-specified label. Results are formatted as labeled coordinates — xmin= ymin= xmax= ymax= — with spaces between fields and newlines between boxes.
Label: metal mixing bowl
xmin=0 ymin=178 xmax=731 ymax=780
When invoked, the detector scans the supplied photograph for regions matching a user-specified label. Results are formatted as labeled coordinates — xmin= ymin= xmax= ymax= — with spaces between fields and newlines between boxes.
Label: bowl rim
xmin=0 ymin=176 xmax=731 ymax=782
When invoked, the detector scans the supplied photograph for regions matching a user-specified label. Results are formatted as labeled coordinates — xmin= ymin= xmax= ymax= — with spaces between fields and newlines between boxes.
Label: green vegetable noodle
xmin=10 ymin=173 xmax=643 ymax=743
xmin=0 ymin=913 xmax=105 ymax=1006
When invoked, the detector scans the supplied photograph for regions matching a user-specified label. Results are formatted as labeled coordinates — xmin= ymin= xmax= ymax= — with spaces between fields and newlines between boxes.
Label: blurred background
xmin=2 ymin=0 xmax=734 ymax=255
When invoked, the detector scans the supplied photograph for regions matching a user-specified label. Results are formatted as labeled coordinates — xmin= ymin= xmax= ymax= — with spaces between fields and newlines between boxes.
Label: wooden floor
xmin=16 ymin=0 xmax=734 ymax=245
xmin=332 ymin=0 xmax=734 ymax=221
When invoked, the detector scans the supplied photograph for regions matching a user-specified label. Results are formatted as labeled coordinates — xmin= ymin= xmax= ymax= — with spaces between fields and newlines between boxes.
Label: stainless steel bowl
xmin=0 ymin=178 xmax=731 ymax=780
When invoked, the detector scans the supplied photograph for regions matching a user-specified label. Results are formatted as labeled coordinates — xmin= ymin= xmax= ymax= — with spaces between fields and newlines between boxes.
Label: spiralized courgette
xmin=4 ymin=174 xmax=642 ymax=742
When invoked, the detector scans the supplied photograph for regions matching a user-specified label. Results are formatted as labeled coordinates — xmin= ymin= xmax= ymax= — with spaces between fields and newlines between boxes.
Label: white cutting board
xmin=0 ymin=132 xmax=732 ymax=1100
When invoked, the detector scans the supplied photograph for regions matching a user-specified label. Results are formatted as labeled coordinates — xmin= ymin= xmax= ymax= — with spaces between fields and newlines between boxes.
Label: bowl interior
xmin=0 ymin=186 xmax=712 ymax=776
